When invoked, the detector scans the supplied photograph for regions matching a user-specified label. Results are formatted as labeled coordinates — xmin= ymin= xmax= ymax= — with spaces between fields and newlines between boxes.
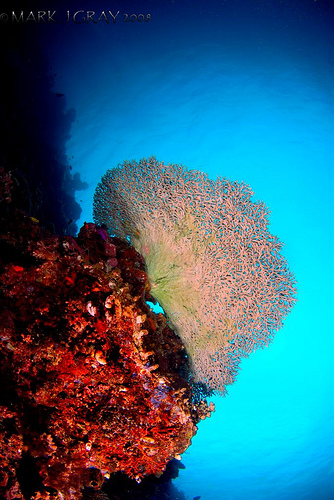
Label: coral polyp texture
xmin=93 ymin=157 xmax=297 ymax=394
xmin=0 ymin=175 xmax=213 ymax=500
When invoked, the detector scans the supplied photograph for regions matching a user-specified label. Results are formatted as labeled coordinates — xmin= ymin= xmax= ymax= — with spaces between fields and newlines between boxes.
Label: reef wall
xmin=0 ymin=170 xmax=213 ymax=500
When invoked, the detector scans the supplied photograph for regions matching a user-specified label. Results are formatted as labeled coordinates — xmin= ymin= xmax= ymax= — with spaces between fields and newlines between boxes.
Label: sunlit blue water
xmin=46 ymin=1 xmax=333 ymax=498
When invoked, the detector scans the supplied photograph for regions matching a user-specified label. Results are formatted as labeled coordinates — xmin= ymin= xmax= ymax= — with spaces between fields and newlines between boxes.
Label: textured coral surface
xmin=0 ymin=175 xmax=212 ymax=499
xmin=93 ymin=157 xmax=297 ymax=394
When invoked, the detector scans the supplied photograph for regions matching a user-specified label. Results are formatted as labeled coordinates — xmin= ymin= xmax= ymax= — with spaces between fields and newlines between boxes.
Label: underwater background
xmin=1 ymin=0 xmax=333 ymax=499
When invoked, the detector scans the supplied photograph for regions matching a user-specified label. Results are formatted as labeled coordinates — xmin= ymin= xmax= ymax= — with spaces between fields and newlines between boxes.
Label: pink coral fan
xmin=93 ymin=157 xmax=297 ymax=394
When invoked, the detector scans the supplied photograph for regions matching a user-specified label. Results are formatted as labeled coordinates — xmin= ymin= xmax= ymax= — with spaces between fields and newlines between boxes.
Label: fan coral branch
xmin=93 ymin=157 xmax=297 ymax=394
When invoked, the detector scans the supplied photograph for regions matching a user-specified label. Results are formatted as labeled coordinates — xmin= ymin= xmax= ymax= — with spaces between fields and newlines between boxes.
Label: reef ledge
xmin=0 ymin=169 xmax=214 ymax=500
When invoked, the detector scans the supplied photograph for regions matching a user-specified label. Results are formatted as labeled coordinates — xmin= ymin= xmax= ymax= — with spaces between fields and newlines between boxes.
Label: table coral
xmin=93 ymin=157 xmax=297 ymax=394
xmin=0 ymin=172 xmax=213 ymax=500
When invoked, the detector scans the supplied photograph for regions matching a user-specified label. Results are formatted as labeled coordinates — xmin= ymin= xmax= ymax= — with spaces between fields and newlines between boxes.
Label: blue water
xmin=45 ymin=1 xmax=333 ymax=498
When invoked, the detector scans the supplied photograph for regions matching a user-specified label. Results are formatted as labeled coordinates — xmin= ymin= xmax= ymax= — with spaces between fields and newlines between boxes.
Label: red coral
xmin=0 ymin=193 xmax=212 ymax=499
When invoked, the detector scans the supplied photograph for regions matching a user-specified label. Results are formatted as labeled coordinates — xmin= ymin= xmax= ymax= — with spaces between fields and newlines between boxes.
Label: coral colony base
xmin=0 ymin=169 xmax=213 ymax=499
xmin=93 ymin=157 xmax=297 ymax=394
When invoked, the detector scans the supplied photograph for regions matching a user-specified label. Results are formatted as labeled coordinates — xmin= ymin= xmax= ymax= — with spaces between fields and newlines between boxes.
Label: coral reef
xmin=93 ymin=157 xmax=297 ymax=394
xmin=0 ymin=170 xmax=213 ymax=500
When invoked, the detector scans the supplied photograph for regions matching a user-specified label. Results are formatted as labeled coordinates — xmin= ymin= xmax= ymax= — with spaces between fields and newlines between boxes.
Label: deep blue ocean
xmin=7 ymin=0 xmax=333 ymax=498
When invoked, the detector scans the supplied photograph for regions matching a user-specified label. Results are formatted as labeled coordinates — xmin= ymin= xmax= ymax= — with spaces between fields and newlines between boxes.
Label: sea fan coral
xmin=93 ymin=157 xmax=297 ymax=394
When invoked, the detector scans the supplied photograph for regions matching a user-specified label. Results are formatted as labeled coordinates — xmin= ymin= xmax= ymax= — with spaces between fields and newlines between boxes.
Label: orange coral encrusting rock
xmin=0 ymin=181 xmax=213 ymax=500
